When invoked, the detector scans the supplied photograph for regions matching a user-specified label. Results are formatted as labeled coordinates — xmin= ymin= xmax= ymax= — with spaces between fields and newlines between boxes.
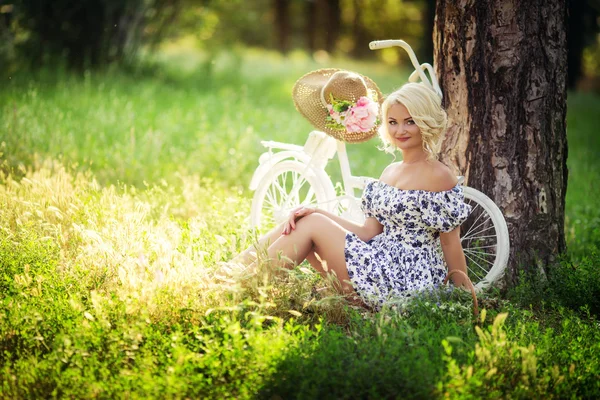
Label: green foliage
xmin=439 ymin=308 xmax=600 ymax=399
xmin=3 ymin=0 xmax=432 ymax=69
xmin=0 ymin=51 xmax=401 ymax=189
xmin=1 ymin=52 xmax=600 ymax=398
xmin=509 ymin=253 xmax=600 ymax=318
xmin=6 ymin=0 xmax=194 ymax=69
xmin=565 ymin=92 xmax=600 ymax=258
xmin=547 ymin=254 xmax=600 ymax=316
xmin=262 ymin=289 xmax=481 ymax=399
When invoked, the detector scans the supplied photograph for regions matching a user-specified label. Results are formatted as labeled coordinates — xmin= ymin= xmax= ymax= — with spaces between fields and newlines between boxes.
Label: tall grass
xmin=1 ymin=50 xmax=600 ymax=398
xmin=564 ymin=92 xmax=600 ymax=257
xmin=0 ymin=158 xmax=353 ymax=398
xmin=1 ymin=50 xmax=402 ymax=190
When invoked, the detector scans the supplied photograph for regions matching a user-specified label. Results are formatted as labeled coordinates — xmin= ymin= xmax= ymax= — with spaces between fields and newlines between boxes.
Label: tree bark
xmin=434 ymin=0 xmax=568 ymax=284
xmin=324 ymin=0 xmax=341 ymax=53
xmin=305 ymin=0 xmax=318 ymax=53
xmin=351 ymin=0 xmax=370 ymax=58
xmin=274 ymin=0 xmax=290 ymax=53
xmin=421 ymin=0 xmax=436 ymax=64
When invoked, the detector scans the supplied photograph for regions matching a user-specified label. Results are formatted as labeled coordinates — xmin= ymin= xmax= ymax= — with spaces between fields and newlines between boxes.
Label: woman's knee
xmin=295 ymin=212 xmax=331 ymax=230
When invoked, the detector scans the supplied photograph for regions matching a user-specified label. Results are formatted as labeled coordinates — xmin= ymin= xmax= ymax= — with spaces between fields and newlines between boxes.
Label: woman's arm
xmin=439 ymin=227 xmax=471 ymax=287
xmin=283 ymin=206 xmax=383 ymax=242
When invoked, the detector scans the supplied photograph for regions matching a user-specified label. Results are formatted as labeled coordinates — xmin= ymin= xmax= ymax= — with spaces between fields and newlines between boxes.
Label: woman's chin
xmin=394 ymin=139 xmax=412 ymax=148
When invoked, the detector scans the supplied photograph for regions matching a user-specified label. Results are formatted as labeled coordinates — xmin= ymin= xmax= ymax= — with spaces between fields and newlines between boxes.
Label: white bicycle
xmin=249 ymin=40 xmax=510 ymax=290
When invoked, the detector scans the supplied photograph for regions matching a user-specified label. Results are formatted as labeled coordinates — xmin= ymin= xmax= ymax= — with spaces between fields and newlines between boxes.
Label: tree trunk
xmin=434 ymin=0 xmax=568 ymax=284
xmin=351 ymin=0 xmax=370 ymax=58
xmin=324 ymin=0 xmax=341 ymax=53
xmin=305 ymin=0 xmax=317 ymax=53
xmin=421 ymin=0 xmax=436 ymax=64
xmin=274 ymin=0 xmax=290 ymax=53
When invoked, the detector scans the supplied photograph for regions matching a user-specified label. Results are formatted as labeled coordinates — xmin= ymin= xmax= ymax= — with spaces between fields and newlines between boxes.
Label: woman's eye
xmin=407 ymin=119 xmax=415 ymax=125
xmin=388 ymin=120 xmax=397 ymax=125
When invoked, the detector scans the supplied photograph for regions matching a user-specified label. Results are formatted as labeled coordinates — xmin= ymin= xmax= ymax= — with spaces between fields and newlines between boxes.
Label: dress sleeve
xmin=360 ymin=179 xmax=376 ymax=218
xmin=419 ymin=186 xmax=472 ymax=232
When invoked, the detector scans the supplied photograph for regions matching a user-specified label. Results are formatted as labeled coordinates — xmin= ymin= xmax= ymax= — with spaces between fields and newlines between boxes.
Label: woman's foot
xmin=214 ymin=261 xmax=253 ymax=282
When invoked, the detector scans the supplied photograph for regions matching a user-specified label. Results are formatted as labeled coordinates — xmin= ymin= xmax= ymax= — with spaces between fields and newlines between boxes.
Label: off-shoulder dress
xmin=344 ymin=178 xmax=471 ymax=309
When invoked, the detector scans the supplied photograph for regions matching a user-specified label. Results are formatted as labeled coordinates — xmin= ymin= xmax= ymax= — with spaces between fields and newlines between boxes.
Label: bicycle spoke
xmin=265 ymin=184 xmax=282 ymax=205
xmin=463 ymin=249 xmax=495 ymax=271
xmin=274 ymin=176 xmax=290 ymax=200
xmin=264 ymin=195 xmax=279 ymax=210
xmin=464 ymin=247 xmax=495 ymax=262
xmin=466 ymin=263 xmax=485 ymax=281
xmin=463 ymin=254 xmax=485 ymax=280
xmin=463 ymin=203 xmax=485 ymax=237
xmin=304 ymin=188 xmax=317 ymax=205
xmin=264 ymin=194 xmax=280 ymax=213
xmin=462 ymin=224 xmax=497 ymax=239
xmin=463 ymin=215 xmax=492 ymax=239
xmin=463 ymin=244 xmax=498 ymax=250
xmin=270 ymin=170 xmax=320 ymax=213
xmin=463 ymin=248 xmax=496 ymax=258
xmin=282 ymin=171 xmax=298 ymax=206
xmin=287 ymin=171 xmax=308 ymax=206
xmin=464 ymin=252 xmax=491 ymax=276
xmin=277 ymin=170 xmax=289 ymax=196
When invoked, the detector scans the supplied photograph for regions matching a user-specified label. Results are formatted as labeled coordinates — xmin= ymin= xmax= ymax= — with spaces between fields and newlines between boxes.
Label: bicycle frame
xmin=252 ymin=39 xmax=441 ymax=200
xmin=250 ymin=132 xmax=367 ymax=207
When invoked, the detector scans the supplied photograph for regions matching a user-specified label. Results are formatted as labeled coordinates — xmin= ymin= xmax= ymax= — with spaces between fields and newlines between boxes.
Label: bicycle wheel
xmin=250 ymin=160 xmax=335 ymax=230
xmin=461 ymin=187 xmax=510 ymax=290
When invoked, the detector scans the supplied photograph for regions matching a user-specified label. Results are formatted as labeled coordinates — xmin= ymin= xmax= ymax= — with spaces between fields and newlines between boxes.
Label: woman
xmin=233 ymin=69 xmax=472 ymax=310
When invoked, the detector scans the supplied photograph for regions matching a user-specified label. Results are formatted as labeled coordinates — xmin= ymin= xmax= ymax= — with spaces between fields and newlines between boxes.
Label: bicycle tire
xmin=461 ymin=186 xmax=510 ymax=290
xmin=250 ymin=160 xmax=336 ymax=230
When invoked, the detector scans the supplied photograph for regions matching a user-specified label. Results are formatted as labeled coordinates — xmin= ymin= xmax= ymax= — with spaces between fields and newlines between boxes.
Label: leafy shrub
xmin=260 ymin=289 xmax=481 ymax=399
xmin=547 ymin=253 xmax=600 ymax=316
xmin=509 ymin=252 xmax=600 ymax=317
xmin=439 ymin=309 xmax=600 ymax=399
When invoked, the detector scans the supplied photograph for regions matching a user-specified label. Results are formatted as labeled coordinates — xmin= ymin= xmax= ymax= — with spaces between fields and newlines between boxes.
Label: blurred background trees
xmin=0 ymin=0 xmax=436 ymax=72
xmin=0 ymin=0 xmax=598 ymax=87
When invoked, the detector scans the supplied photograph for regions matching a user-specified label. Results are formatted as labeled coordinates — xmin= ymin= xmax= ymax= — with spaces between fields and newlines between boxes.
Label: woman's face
xmin=386 ymin=103 xmax=423 ymax=151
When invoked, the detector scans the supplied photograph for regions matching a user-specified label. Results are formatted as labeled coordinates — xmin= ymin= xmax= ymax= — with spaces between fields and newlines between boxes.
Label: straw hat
xmin=292 ymin=68 xmax=383 ymax=143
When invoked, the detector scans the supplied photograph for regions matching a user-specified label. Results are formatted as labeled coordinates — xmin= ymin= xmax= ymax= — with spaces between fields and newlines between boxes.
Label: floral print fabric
xmin=344 ymin=179 xmax=471 ymax=309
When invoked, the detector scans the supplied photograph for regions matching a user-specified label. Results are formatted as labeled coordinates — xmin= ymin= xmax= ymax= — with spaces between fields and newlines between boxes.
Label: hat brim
xmin=292 ymin=68 xmax=383 ymax=143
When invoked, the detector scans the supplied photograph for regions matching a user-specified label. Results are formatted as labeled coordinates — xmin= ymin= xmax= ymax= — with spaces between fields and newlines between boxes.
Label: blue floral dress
xmin=344 ymin=178 xmax=471 ymax=309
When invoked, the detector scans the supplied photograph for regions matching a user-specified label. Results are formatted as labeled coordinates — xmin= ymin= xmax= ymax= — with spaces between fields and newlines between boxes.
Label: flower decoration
xmin=325 ymin=93 xmax=379 ymax=133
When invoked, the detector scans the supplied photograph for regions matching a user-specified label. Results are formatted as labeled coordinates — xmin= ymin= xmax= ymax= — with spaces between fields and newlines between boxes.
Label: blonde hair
xmin=378 ymin=82 xmax=448 ymax=160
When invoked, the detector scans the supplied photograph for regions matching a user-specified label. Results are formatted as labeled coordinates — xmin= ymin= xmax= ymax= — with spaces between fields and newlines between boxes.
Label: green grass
xmin=1 ymin=50 xmax=600 ymax=398
xmin=0 ymin=50 xmax=401 ymax=190
xmin=564 ymin=92 xmax=600 ymax=257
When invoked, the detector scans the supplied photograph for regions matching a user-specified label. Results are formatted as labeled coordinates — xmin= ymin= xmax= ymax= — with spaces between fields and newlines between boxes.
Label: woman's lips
xmin=396 ymin=137 xmax=410 ymax=142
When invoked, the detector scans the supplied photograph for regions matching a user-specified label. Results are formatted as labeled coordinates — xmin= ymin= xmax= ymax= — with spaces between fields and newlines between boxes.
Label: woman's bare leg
xmin=266 ymin=213 xmax=355 ymax=295
xmin=228 ymin=214 xmax=361 ymax=302
xmin=232 ymin=222 xmax=287 ymax=265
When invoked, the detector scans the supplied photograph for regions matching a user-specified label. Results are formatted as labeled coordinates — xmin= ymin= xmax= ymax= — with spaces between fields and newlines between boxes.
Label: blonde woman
xmin=233 ymin=70 xmax=472 ymax=310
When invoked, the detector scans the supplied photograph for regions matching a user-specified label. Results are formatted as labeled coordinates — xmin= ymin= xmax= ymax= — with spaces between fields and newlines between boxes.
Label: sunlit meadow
xmin=1 ymin=49 xmax=600 ymax=398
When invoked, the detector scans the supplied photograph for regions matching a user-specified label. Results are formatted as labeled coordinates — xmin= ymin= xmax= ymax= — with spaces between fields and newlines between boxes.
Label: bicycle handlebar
xmin=369 ymin=39 xmax=409 ymax=50
xmin=369 ymin=40 xmax=443 ymax=99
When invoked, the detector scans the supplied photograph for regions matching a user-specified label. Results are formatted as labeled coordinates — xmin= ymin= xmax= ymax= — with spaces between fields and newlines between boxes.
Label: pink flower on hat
xmin=326 ymin=104 xmax=344 ymax=125
xmin=325 ymin=95 xmax=379 ymax=133
xmin=343 ymin=96 xmax=379 ymax=133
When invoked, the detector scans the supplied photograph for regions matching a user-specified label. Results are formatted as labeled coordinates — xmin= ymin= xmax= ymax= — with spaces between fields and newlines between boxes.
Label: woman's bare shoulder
xmin=421 ymin=161 xmax=458 ymax=192
xmin=429 ymin=161 xmax=459 ymax=191
xmin=379 ymin=162 xmax=402 ymax=181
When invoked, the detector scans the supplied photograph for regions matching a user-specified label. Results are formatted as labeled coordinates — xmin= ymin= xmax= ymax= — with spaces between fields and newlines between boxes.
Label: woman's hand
xmin=282 ymin=206 xmax=317 ymax=235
